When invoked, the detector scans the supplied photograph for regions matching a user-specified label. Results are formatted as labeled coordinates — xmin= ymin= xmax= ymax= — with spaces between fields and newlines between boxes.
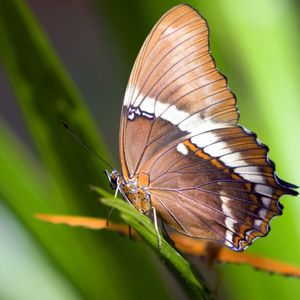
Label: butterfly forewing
xmin=120 ymin=5 xmax=237 ymax=176
xmin=119 ymin=4 xmax=297 ymax=251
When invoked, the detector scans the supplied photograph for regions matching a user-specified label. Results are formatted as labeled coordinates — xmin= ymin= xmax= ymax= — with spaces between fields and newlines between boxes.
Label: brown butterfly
xmin=105 ymin=4 xmax=298 ymax=251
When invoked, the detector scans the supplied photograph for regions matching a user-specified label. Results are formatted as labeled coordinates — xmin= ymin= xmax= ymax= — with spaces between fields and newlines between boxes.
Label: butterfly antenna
xmin=61 ymin=121 xmax=114 ymax=170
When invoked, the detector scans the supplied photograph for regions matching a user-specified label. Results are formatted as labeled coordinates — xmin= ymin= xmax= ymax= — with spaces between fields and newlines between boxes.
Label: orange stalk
xmin=36 ymin=214 xmax=300 ymax=277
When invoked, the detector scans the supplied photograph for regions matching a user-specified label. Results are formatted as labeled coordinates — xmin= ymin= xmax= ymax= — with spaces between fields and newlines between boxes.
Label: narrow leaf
xmin=93 ymin=186 xmax=210 ymax=299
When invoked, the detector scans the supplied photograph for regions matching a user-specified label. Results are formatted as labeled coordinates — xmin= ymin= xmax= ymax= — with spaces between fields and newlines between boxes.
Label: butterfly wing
xmin=119 ymin=4 xmax=298 ymax=251
xmin=119 ymin=4 xmax=234 ymax=178
xmin=148 ymin=126 xmax=298 ymax=251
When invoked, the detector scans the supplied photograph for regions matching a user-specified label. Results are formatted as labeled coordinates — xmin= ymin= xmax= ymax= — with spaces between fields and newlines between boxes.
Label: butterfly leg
xmin=106 ymin=180 xmax=120 ymax=226
xmin=152 ymin=206 xmax=162 ymax=250
xmin=106 ymin=206 xmax=114 ymax=226
xmin=114 ymin=180 xmax=120 ymax=198
xmin=128 ymin=225 xmax=132 ymax=240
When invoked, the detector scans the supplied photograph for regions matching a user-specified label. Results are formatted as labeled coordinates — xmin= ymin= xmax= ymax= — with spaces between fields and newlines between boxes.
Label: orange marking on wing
xmin=239 ymin=223 xmax=252 ymax=234
xmin=183 ymin=140 xmax=211 ymax=159
xmin=246 ymin=183 xmax=252 ymax=191
xmin=183 ymin=140 xmax=196 ymax=150
xmin=184 ymin=140 xmax=245 ymax=179
xmin=120 ymin=156 xmax=129 ymax=179
xmin=265 ymin=211 xmax=277 ymax=223
xmin=119 ymin=126 xmax=129 ymax=179
xmin=138 ymin=172 xmax=150 ymax=187
xmin=120 ymin=146 xmax=129 ymax=180
xmin=211 ymin=158 xmax=225 ymax=169
xmin=249 ymin=194 xmax=258 ymax=203
xmin=195 ymin=150 xmax=210 ymax=160
xmin=270 ymin=196 xmax=281 ymax=212
xmin=275 ymin=189 xmax=286 ymax=197
xmin=232 ymin=235 xmax=240 ymax=247
xmin=231 ymin=173 xmax=241 ymax=180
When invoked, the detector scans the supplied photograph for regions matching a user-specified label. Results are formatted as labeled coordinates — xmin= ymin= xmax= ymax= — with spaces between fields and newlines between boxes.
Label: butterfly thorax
xmin=122 ymin=177 xmax=152 ymax=214
xmin=106 ymin=170 xmax=152 ymax=214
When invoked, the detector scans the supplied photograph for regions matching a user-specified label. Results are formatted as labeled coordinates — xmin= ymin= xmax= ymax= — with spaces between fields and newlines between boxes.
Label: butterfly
xmin=105 ymin=4 xmax=298 ymax=251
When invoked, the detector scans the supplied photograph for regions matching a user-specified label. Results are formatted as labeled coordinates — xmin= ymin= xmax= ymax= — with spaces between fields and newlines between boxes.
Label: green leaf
xmin=0 ymin=0 xmax=111 ymax=212
xmin=93 ymin=186 xmax=213 ymax=300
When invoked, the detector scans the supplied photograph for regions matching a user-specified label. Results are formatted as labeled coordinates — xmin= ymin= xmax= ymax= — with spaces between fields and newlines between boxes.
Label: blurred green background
xmin=0 ymin=0 xmax=299 ymax=299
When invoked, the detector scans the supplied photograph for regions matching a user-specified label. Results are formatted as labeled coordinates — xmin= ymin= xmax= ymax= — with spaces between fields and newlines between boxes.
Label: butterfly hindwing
xmin=148 ymin=126 xmax=296 ymax=251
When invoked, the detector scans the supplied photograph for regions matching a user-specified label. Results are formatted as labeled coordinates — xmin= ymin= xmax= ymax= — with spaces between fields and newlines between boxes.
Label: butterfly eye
xmin=109 ymin=181 xmax=117 ymax=190
xmin=104 ymin=170 xmax=119 ymax=189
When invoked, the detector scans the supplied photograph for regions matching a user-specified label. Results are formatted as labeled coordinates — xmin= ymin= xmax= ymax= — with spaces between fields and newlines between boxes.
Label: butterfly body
xmin=111 ymin=4 xmax=298 ymax=251
xmin=106 ymin=170 xmax=152 ymax=214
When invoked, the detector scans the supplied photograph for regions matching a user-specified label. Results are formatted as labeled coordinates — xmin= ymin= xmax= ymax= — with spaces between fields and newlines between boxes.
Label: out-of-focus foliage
xmin=0 ymin=0 xmax=299 ymax=299
xmin=0 ymin=1 xmax=171 ymax=299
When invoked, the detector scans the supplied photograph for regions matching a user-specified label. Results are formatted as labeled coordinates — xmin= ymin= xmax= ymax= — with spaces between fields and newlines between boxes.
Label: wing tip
xmin=275 ymin=174 xmax=299 ymax=196
xmin=239 ymin=125 xmax=298 ymax=197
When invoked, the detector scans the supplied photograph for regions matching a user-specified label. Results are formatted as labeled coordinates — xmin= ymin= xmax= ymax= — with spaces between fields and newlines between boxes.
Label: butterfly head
xmin=104 ymin=169 xmax=120 ymax=190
